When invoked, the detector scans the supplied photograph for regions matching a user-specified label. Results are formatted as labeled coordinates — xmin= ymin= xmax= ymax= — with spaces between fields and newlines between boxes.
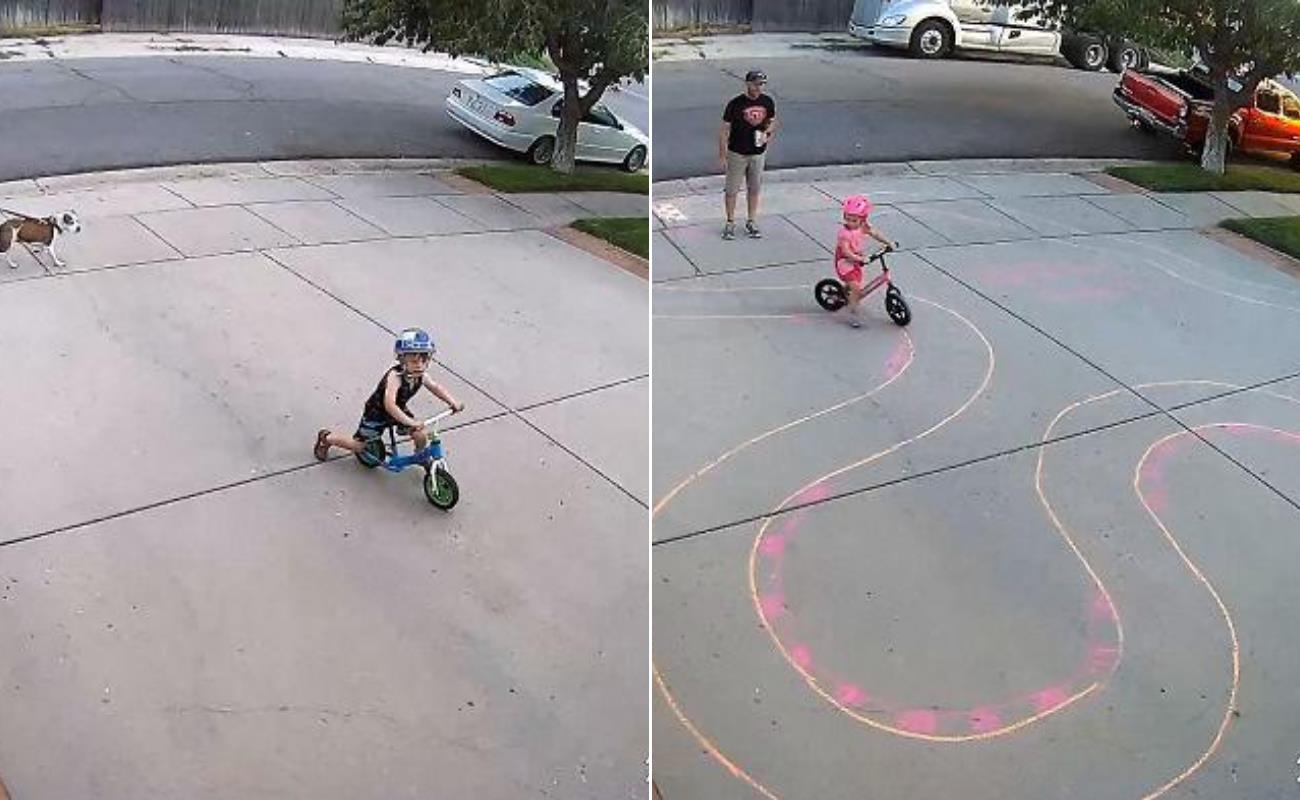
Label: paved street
xmin=652 ymin=164 xmax=1300 ymax=798
xmin=0 ymin=51 xmax=648 ymax=181
xmin=652 ymin=35 xmax=1177 ymax=179
xmin=0 ymin=162 xmax=647 ymax=798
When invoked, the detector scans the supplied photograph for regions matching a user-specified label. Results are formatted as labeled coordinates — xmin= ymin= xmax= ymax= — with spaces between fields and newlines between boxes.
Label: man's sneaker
xmin=722 ymin=221 xmax=736 ymax=240
xmin=745 ymin=220 xmax=762 ymax=238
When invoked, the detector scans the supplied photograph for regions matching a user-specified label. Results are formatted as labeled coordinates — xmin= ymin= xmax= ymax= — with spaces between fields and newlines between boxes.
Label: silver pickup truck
xmin=848 ymin=0 xmax=1149 ymax=73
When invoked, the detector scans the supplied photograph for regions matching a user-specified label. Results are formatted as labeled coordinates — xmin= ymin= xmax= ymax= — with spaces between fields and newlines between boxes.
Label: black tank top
xmin=363 ymin=367 xmax=422 ymax=424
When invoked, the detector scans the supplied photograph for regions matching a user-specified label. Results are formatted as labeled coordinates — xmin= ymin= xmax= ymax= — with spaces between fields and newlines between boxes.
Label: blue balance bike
xmin=355 ymin=407 xmax=461 ymax=510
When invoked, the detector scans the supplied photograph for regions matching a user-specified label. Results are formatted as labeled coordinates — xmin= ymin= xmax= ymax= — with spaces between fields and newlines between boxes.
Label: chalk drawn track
xmin=653 ymin=266 xmax=1300 ymax=799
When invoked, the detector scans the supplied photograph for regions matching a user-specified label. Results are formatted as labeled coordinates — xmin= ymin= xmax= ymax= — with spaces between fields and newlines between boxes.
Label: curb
xmin=1203 ymin=225 xmax=1300 ymax=281
xmin=653 ymin=157 xmax=1166 ymax=198
xmin=549 ymin=226 xmax=648 ymax=280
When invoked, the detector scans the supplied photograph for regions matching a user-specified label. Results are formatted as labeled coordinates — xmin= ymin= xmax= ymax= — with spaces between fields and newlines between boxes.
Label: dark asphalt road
xmin=653 ymin=48 xmax=1181 ymax=180
xmin=0 ymin=57 xmax=648 ymax=181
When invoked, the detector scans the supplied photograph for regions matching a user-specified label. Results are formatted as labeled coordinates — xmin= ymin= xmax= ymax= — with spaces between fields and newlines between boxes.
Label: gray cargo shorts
xmin=725 ymin=151 xmax=766 ymax=197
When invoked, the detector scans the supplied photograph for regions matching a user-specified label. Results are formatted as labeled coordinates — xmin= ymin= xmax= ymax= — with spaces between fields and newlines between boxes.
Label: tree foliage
xmin=342 ymin=0 xmax=648 ymax=173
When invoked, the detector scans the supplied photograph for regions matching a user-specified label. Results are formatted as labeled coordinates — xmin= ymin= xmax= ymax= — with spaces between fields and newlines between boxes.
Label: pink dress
xmin=835 ymin=225 xmax=866 ymax=284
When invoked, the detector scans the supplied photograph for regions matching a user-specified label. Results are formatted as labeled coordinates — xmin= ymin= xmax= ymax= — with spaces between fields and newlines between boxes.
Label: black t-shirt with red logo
xmin=723 ymin=93 xmax=777 ymax=156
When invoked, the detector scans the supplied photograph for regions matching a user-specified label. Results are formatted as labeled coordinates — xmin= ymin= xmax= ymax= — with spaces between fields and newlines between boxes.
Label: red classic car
xmin=1113 ymin=67 xmax=1300 ymax=167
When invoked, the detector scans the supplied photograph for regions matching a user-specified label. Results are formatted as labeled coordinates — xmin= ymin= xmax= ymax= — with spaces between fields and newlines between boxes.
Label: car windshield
xmin=483 ymin=73 xmax=554 ymax=106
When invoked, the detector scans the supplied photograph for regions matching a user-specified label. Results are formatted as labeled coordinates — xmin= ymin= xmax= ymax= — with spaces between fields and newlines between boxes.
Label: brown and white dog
xmin=1 ymin=210 xmax=82 ymax=269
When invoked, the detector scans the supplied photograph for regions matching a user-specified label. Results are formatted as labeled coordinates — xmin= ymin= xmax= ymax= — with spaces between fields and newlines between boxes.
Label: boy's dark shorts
xmin=353 ymin=416 xmax=415 ymax=442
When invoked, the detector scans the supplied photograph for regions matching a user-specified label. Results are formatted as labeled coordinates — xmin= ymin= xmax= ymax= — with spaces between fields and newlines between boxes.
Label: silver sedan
xmin=446 ymin=67 xmax=649 ymax=172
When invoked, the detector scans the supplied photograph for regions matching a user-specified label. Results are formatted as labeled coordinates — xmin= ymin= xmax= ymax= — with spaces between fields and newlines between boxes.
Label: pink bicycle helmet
xmin=842 ymin=194 xmax=873 ymax=218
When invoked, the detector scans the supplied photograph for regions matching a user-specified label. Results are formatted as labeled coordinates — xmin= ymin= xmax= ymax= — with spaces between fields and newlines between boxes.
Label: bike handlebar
xmin=421 ymin=406 xmax=462 ymax=427
xmin=867 ymin=244 xmax=897 ymax=265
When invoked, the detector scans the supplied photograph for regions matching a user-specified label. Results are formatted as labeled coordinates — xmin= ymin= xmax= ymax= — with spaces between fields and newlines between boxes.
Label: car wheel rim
xmin=535 ymin=140 xmax=554 ymax=164
xmin=920 ymin=29 xmax=943 ymax=54
xmin=1085 ymin=44 xmax=1104 ymax=67
xmin=629 ymin=148 xmax=645 ymax=170
xmin=1121 ymin=48 xmax=1137 ymax=69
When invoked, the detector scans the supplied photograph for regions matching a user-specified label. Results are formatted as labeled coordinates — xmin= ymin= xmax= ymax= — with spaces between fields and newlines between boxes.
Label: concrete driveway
xmin=0 ymin=161 xmax=647 ymax=799
xmin=652 ymin=164 xmax=1300 ymax=798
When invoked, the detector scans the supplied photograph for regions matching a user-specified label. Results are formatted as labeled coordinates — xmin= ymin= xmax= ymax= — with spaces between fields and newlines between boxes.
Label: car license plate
xmin=469 ymin=95 xmax=490 ymax=115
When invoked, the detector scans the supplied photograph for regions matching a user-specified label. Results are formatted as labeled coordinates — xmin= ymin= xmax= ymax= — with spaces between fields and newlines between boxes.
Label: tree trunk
xmin=1199 ymin=95 xmax=1233 ymax=175
xmin=551 ymin=79 xmax=583 ymax=175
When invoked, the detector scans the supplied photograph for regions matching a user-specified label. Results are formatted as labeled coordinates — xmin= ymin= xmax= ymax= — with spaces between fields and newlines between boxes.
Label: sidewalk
xmin=653 ymin=31 xmax=866 ymax=63
xmin=652 ymin=158 xmax=1300 ymax=281
xmin=0 ymin=159 xmax=647 ymax=798
xmin=0 ymin=31 xmax=488 ymax=71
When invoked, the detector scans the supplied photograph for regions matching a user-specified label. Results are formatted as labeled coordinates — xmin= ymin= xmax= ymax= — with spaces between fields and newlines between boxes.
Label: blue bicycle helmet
xmin=394 ymin=327 xmax=436 ymax=356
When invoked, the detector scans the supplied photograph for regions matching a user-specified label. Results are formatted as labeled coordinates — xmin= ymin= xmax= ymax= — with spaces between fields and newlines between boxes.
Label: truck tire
xmin=1064 ymin=34 xmax=1108 ymax=71
xmin=909 ymin=19 xmax=953 ymax=59
xmin=1108 ymin=41 xmax=1143 ymax=73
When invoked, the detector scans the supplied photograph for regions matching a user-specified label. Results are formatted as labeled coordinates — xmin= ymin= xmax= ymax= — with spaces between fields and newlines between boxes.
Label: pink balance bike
xmin=814 ymin=244 xmax=912 ymax=325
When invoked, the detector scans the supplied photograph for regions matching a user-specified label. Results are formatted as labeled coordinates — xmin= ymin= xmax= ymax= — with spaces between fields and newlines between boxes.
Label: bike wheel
xmin=424 ymin=467 xmax=460 ymax=510
xmin=354 ymin=437 xmax=386 ymax=468
xmin=815 ymin=279 xmax=847 ymax=311
xmin=885 ymin=286 xmax=912 ymax=326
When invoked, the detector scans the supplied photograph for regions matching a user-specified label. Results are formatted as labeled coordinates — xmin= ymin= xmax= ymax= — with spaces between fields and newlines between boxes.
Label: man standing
xmin=719 ymin=70 xmax=778 ymax=240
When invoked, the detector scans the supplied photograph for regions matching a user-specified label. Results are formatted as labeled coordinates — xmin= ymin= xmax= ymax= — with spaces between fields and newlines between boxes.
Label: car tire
xmin=1291 ymin=152 xmax=1300 ymax=172
xmin=1065 ymin=35 xmax=1108 ymax=71
xmin=527 ymin=136 xmax=556 ymax=166
xmin=1135 ymin=47 xmax=1151 ymax=71
xmin=622 ymin=145 xmax=647 ymax=173
xmin=908 ymin=19 xmax=952 ymax=59
xmin=1108 ymin=41 xmax=1143 ymax=73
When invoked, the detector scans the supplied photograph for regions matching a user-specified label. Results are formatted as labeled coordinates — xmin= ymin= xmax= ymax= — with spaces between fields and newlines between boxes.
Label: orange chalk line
xmin=652 ymin=334 xmax=916 ymax=516
xmin=1130 ymin=416 xmax=1300 ymax=800
xmin=746 ymin=300 xmax=1011 ymax=742
xmin=1034 ymin=389 xmax=1130 ymax=682
xmin=653 ymin=666 xmax=782 ymax=800
xmin=655 ymin=286 xmax=1300 ymax=796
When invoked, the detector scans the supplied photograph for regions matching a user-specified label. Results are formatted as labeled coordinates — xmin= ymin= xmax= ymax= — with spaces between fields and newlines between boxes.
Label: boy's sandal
xmin=314 ymin=429 xmax=331 ymax=461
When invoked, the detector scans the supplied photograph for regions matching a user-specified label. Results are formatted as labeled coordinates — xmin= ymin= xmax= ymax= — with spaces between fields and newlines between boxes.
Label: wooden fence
xmin=654 ymin=0 xmax=854 ymax=31
xmin=1 ymin=0 xmax=344 ymax=36
xmin=1 ymin=0 xmax=100 ymax=32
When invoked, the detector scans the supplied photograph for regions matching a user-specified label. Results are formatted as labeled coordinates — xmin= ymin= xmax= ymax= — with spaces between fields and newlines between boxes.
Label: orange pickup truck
xmin=1113 ymin=68 xmax=1300 ymax=167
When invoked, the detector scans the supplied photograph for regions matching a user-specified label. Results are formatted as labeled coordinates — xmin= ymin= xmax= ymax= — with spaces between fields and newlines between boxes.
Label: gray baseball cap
xmin=744 ymin=70 xmax=767 ymax=84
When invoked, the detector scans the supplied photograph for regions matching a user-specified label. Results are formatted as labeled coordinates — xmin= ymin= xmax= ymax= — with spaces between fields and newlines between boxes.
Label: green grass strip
xmin=1109 ymin=163 xmax=1300 ymax=193
xmin=572 ymin=217 xmax=649 ymax=259
xmin=458 ymin=164 xmax=647 ymax=194
xmin=1222 ymin=216 xmax=1300 ymax=260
